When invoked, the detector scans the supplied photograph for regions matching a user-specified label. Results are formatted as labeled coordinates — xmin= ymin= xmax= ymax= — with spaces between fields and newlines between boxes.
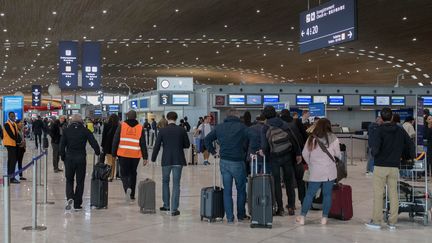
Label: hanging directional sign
xmin=82 ymin=42 xmax=101 ymax=89
xmin=159 ymin=93 xmax=171 ymax=106
xmin=58 ymin=41 xmax=79 ymax=89
xmin=31 ymin=85 xmax=42 ymax=106
xmin=299 ymin=0 xmax=357 ymax=53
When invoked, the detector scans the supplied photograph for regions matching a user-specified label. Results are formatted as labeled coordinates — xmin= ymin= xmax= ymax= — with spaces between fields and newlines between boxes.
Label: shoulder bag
xmin=314 ymin=136 xmax=347 ymax=182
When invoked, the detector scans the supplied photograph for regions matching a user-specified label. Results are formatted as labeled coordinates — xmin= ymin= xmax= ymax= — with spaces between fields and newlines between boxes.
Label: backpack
xmin=266 ymin=126 xmax=293 ymax=157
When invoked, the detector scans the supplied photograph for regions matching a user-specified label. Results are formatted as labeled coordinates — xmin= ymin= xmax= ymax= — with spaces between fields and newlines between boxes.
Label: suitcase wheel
xmin=250 ymin=224 xmax=256 ymax=228
xmin=200 ymin=216 xmax=203 ymax=221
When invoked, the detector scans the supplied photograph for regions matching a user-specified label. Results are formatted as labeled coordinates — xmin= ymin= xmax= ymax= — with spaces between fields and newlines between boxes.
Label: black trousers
xmin=6 ymin=146 xmax=17 ymax=178
xmin=34 ymin=133 xmax=42 ymax=149
xmin=118 ymin=157 xmax=140 ymax=198
xmin=65 ymin=155 xmax=87 ymax=208
xmin=294 ymin=162 xmax=306 ymax=205
xmin=52 ymin=142 xmax=60 ymax=170
xmin=271 ymin=160 xmax=296 ymax=210
xmin=17 ymin=147 xmax=25 ymax=177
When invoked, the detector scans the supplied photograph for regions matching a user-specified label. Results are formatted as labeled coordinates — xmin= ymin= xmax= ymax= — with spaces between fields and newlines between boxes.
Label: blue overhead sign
xmin=82 ymin=42 xmax=101 ymax=89
xmin=299 ymin=0 xmax=357 ymax=53
xmin=58 ymin=41 xmax=79 ymax=89
xmin=31 ymin=85 xmax=42 ymax=106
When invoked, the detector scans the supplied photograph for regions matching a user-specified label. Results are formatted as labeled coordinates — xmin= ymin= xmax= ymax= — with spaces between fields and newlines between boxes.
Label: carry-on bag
xmin=329 ymin=183 xmax=353 ymax=220
xmin=248 ymin=154 xmax=273 ymax=228
xmin=200 ymin=155 xmax=224 ymax=222
xmin=138 ymin=177 xmax=156 ymax=214
xmin=90 ymin=162 xmax=111 ymax=209
xmin=43 ymin=136 xmax=49 ymax=149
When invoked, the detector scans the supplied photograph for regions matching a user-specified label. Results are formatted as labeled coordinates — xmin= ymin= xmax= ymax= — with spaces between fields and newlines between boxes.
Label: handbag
xmin=314 ymin=136 xmax=348 ymax=182
xmin=303 ymin=170 xmax=310 ymax=182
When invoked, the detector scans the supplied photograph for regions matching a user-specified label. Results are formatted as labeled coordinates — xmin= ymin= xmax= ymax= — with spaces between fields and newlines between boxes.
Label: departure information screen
xmin=360 ymin=96 xmax=375 ymax=106
xmin=263 ymin=95 xmax=279 ymax=103
xmin=328 ymin=95 xmax=344 ymax=106
xmin=296 ymin=95 xmax=312 ymax=105
xmin=391 ymin=96 xmax=405 ymax=106
xmin=299 ymin=0 xmax=357 ymax=53
xmin=172 ymin=94 xmax=190 ymax=105
xmin=246 ymin=95 xmax=262 ymax=105
xmin=376 ymin=96 xmax=390 ymax=106
xmin=228 ymin=95 xmax=245 ymax=105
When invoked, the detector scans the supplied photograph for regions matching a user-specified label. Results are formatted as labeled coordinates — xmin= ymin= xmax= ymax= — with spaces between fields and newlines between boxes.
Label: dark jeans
xmin=220 ymin=159 xmax=247 ymax=222
xmin=162 ymin=165 xmax=183 ymax=211
xmin=118 ymin=157 xmax=140 ymax=198
xmin=6 ymin=146 xmax=17 ymax=178
xmin=271 ymin=160 xmax=296 ymax=211
xmin=65 ymin=155 xmax=87 ymax=208
xmin=52 ymin=142 xmax=60 ymax=170
xmin=17 ymin=147 xmax=25 ymax=177
xmin=34 ymin=133 xmax=42 ymax=149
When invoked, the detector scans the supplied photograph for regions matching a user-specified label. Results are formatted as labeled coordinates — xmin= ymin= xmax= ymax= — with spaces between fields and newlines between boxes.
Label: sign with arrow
xmin=82 ymin=42 xmax=101 ymax=90
xmin=299 ymin=0 xmax=357 ymax=53
xmin=58 ymin=41 xmax=78 ymax=89
xmin=31 ymin=85 xmax=42 ymax=106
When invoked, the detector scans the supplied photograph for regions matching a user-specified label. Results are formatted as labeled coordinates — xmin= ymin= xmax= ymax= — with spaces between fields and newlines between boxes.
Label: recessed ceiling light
xmin=418 ymin=82 xmax=424 ymax=87
xmin=5 ymin=39 xmax=8 ymax=42
xmin=102 ymin=10 xmax=107 ymax=14
xmin=175 ymin=9 xmax=179 ymax=13
xmin=411 ymin=75 xmax=418 ymax=79
xmin=224 ymin=25 xmax=228 ymax=28
xmin=291 ymin=26 xmax=295 ymax=30
xmin=153 ymin=24 xmax=157 ymax=28
xmin=403 ymin=69 xmax=410 ymax=73
xmin=3 ymin=29 xmax=6 ymax=32
xmin=308 ymin=59 xmax=311 ymax=62
xmin=423 ymin=74 xmax=430 ymax=78
xmin=90 ymin=26 xmax=95 ymax=29
xmin=256 ymin=9 xmax=261 ymax=13
xmin=83 ymin=36 xmax=87 ymax=39
xmin=374 ymin=46 xmax=378 ymax=49
xmin=336 ymin=53 xmax=339 ymax=57
xmin=52 ymin=11 xmax=57 ymax=15
xmin=402 ymin=16 xmax=407 ymax=21
xmin=412 ymin=37 xmax=417 ymax=41
xmin=47 ymin=27 xmax=52 ymax=31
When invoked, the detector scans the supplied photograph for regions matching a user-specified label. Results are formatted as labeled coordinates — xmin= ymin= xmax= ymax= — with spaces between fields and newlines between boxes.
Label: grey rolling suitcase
xmin=200 ymin=155 xmax=224 ymax=222
xmin=138 ymin=178 xmax=156 ymax=214
xmin=249 ymin=154 xmax=273 ymax=228
xmin=91 ymin=179 xmax=108 ymax=209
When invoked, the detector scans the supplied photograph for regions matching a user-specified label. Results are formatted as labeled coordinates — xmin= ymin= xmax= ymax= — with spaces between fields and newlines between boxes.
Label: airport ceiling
xmin=0 ymin=0 xmax=431 ymax=94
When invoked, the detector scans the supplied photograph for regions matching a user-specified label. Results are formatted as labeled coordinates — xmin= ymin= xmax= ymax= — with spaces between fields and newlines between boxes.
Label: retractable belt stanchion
xmin=350 ymin=135 xmax=357 ymax=166
xmin=22 ymin=157 xmax=47 ymax=231
xmin=37 ymin=148 xmax=43 ymax=186
xmin=39 ymin=150 xmax=54 ymax=205
xmin=3 ymin=175 xmax=11 ymax=243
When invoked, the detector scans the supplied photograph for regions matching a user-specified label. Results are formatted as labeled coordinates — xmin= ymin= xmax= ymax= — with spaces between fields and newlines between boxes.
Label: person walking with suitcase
xmin=112 ymin=110 xmax=148 ymax=202
xmin=205 ymin=108 xmax=258 ymax=224
xmin=101 ymin=114 xmax=120 ymax=182
xmin=365 ymin=108 xmax=415 ymax=230
xmin=151 ymin=112 xmax=190 ymax=216
xmin=296 ymin=118 xmax=341 ymax=225
xmin=60 ymin=114 xmax=100 ymax=211
xmin=32 ymin=115 xmax=44 ymax=149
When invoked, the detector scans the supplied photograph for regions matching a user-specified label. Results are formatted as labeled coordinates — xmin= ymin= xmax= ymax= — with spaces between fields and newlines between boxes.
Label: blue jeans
xmin=367 ymin=148 xmax=374 ymax=172
xmin=301 ymin=180 xmax=334 ymax=217
xmin=162 ymin=165 xmax=183 ymax=211
xmin=220 ymin=159 xmax=247 ymax=222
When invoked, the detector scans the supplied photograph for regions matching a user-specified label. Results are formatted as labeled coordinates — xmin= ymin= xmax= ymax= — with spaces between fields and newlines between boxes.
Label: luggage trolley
xmin=384 ymin=152 xmax=431 ymax=225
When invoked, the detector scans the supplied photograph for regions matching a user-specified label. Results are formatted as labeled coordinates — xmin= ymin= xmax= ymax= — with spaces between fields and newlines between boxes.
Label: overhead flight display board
xmin=299 ymin=0 xmax=357 ymax=53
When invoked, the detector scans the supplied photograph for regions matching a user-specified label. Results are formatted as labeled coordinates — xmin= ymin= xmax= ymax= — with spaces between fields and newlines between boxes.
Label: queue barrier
xmin=2 ymin=150 xmax=51 ymax=243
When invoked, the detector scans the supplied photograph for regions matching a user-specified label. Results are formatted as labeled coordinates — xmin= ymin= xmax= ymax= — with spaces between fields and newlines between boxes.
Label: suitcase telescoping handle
xmin=213 ymin=155 xmax=221 ymax=189
xmin=250 ymin=152 xmax=266 ymax=176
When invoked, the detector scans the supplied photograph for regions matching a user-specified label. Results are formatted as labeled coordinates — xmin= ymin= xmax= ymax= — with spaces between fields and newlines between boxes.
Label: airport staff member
xmin=3 ymin=112 xmax=21 ymax=184
xmin=112 ymin=110 xmax=148 ymax=202
xmin=60 ymin=114 xmax=100 ymax=211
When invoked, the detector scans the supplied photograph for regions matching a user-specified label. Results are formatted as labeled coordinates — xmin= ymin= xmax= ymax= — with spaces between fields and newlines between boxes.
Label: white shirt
xmin=198 ymin=123 xmax=212 ymax=137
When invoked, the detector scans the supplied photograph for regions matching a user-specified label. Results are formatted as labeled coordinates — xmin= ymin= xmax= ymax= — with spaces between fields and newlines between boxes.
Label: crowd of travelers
xmin=1 ymin=105 xmax=424 ymax=230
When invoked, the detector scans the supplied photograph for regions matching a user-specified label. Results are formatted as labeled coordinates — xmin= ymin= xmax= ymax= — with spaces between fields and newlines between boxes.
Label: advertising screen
xmin=391 ymin=96 xmax=405 ymax=106
xmin=296 ymin=95 xmax=312 ymax=105
xmin=172 ymin=94 xmax=190 ymax=105
xmin=376 ymin=96 xmax=390 ymax=106
xmin=246 ymin=95 xmax=262 ymax=105
xmin=3 ymin=96 xmax=24 ymax=123
xmin=360 ymin=96 xmax=375 ymax=106
xmin=328 ymin=95 xmax=344 ymax=106
xmin=228 ymin=95 xmax=245 ymax=105
xmin=263 ymin=95 xmax=279 ymax=103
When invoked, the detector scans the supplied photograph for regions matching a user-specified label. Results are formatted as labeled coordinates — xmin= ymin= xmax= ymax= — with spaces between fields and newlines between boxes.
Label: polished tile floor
xmin=1 ymin=144 xmax=431 ymax=243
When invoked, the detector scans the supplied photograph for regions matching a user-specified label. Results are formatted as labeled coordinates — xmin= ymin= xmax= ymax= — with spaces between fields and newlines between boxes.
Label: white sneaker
xmin=65 ymin=199 xmax=74 ymax=211
xmin=125 ymin=188 xmax=132 ymax=203
xmin=387 ymin=224 xmax=396 ymax=231
xmin=365 ymin=221 xmax=381 ymax=230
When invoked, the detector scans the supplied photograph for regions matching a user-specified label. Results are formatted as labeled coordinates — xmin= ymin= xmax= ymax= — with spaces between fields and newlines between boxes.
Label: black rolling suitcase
xmin=200 ymin=155 xmax=224 ymax=222
xmin=90 ymin=162 xmax=111 ymax=209
xmin=249 ymin=154 xmax=273 ymax=228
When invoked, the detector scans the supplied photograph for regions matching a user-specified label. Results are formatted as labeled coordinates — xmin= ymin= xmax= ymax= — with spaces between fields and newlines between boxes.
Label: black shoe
xmin=108 ymin=179 xmax=113 ymax=182
xmin=10 ymin=179 xmax=20 ymax=184
xmin=20 ymin=177 xmax=27 ymax=180
xmin=274 ymin=210 xmax=285 ymax=216
xmin=130 ymin=196 xmax=136 ymax=201
xmin=238 ymin=215 xmax=251 ymax=222
xmin=170 ymin=210 xmax=180 ymax=216
xmin=54 ymin=170 xmax=60 ymax=173
xmin=160 ymin=207 xmax=170 ymax=211
xmin=57 ymin=169 xmax=63 ymax=172
xmin=74 ymin=206 xmax=83 ymax=211
xmin=288 ymin=208 xmax=295 ymax=216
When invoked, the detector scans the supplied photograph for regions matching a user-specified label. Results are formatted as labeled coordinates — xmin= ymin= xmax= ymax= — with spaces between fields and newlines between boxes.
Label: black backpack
xmin=266 ymin=126 xmax=293 ymax=157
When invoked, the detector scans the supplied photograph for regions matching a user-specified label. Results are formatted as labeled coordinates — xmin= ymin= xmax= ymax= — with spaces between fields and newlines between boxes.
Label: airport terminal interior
xmin=1 ymin=0 xmax=432 ymax=242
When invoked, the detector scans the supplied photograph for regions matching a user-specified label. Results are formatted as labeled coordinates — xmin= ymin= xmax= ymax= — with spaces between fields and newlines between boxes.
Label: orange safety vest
xmin=3 ymin=120 xmax=17 ymax=147
xmin=117 ymin=122 xmax=143 ymax=158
